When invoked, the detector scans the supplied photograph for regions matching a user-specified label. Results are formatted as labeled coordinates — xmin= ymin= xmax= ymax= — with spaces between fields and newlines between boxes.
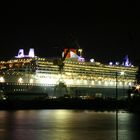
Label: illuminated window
xmin=77 ymin=80 xmax=80 ymax=84
xmin=119 ymin=82 xmax=122 ymax=85
xmin=92 ymin=81 xmax=95 ymax=85
xmin=104 ymin=81 xmax=108 ymax=86
xmin=98 ymin=81 xmax=101 ymax=85
xmin=0 ymin=77 xmax=5 ymax=82
xmin=110 ymin=81 xmax=113 ymax=85
xmin=18 ymin=78 xmax=23 ymax=83
xmin=83 ymin=80 xmax=87 ymax=84
xmin=136 ymin=85 xmax=140 ymax=90
xmin=30 ymin=79 xmax=33 ymax=83
xmin=124 ymin=82 xmax=127 ymax=85
xmin=120 ymin=71 xmax=125 ymax=75
xmin=128 ymin=82 xmax=131 ymax=86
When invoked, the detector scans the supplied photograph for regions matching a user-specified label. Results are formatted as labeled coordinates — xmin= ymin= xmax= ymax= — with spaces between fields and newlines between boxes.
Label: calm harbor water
xmin=0 ymin=109 xmax=140 ymax=140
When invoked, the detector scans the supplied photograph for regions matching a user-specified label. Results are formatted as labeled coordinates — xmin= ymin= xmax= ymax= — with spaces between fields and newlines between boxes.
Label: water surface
xmin=0 ymin=110 xmax=140 ymax=140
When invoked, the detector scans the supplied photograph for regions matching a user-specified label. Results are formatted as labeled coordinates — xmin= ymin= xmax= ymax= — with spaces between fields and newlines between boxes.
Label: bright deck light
xmin=18 ymin=78 xmax=23 ymax=83
xmin=0 ymin=77 xmax=5 ymax=82
xmin=120 ymin=71 xmax=125 ymax=75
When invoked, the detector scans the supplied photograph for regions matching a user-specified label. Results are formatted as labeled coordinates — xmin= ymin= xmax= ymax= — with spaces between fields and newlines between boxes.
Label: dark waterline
xmin=0 ymin=110 xmax=140 ymax=140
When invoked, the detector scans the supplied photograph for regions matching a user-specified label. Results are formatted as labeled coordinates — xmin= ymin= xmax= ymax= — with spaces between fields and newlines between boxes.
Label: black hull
xmin=0 ymin=82 xmax=130 ymax=100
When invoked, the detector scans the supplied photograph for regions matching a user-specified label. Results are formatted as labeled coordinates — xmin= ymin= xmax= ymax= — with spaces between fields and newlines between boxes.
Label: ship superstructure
xmin=0 ymin=48 xmax=138 ymax=99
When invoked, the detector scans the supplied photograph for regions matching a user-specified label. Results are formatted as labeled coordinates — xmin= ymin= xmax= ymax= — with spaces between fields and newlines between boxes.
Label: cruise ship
xmin=0 ymin=48 xmax=138 ymax=100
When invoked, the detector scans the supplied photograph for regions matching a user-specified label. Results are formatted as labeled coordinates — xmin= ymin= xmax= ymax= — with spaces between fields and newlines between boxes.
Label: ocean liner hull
xmin=0 ymin=48 xmax=138 ymax=100
xmin=1 ymin=82 xmax=129 ymax=100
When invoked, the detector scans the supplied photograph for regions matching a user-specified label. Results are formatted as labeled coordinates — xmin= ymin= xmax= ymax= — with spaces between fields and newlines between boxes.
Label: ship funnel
xmin=17 ymin=49 xmax=24 ymax=58
xmin=28 ymin=48 xmax=35 ymax=57
xmin=70 ymin=51 xmax=78 ymax=58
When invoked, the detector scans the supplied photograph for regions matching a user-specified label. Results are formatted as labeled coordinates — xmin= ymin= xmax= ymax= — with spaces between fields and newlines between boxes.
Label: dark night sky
xmin=0 ymin=1 xmax=140 ymax=65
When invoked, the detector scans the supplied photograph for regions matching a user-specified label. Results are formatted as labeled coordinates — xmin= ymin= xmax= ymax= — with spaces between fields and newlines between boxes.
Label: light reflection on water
xmin=0 ymin=110 xmax=139 ymax=140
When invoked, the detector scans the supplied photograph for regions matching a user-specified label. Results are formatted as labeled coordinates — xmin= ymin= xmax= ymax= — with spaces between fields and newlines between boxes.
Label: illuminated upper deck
xmin=0 ymin=48 xmax=138 ymax=88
